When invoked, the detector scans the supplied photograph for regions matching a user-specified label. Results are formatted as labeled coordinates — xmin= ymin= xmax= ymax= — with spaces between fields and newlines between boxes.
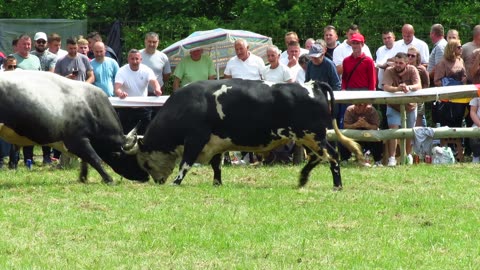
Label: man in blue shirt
xmin=305 ymin=43 xmax=341 ymax=90
xmin=91 ymin=42 xmax=119 ymax=96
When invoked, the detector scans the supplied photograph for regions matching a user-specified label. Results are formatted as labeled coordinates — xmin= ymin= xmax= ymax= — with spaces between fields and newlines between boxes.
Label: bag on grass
xmin=432 ymin=146 xmax=455 ymax=164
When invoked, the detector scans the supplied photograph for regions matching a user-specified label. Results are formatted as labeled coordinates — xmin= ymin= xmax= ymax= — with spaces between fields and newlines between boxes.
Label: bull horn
xmin=122 ymin=125 xmax=139 ymax=153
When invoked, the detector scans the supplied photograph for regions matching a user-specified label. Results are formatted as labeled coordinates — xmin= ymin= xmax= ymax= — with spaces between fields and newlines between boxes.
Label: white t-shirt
xmin=296 ymin=68 xmax=306 ymax=85
xmin=224 ymin=53 xmax=265 ymax=80
xmin=263 ymin=63 xmax=291 ymax=83
xmin=395 ymin=37 xmax=430 ymax=64
xmin=375 ymin=43 xmax=402 ymax=89
xmin=288 ymin=64 xmax=302 ymax=82
xmin=115 ymin=64 xmax=156 ymax=97
xmin=47 ymin=48 xmax=68 ymax=58
xmin=140 ymin=49 xmax=171 ymax=86
xmin=333 ymin=40 xmax=373 ymax=67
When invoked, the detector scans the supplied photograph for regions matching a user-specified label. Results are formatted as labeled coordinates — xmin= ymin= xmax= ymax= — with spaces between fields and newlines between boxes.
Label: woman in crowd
xmin=407 ymin=47 xmax=429 ymax=126
xmin=433 ymin=39 xmax=467 ymax=128
xmin=434 ymin=39 xmax=468 ymax=161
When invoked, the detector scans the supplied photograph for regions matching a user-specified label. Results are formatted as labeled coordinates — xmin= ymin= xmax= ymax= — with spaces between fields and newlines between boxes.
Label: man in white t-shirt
xmin=375 ymin=30 xmax=401 ymax=90
xmin=283 ymin=40 xmax=303 ymax=82
xmin=115 ymin=49 xmax=162 ymax=134
xmin=279 ymin=31 xmax=309 ymax=65
xmin=332 ymin=24 xmax=372 ymax=76
xmin=395 ymin=24 xmax=430 ymax=66
xmin=224 ymin=39 xmax=265 ymax=80
xmin=224 ymin=38 xmax=266 ymax=165
xmin=263 ymin=45 xmax=292 ymax=83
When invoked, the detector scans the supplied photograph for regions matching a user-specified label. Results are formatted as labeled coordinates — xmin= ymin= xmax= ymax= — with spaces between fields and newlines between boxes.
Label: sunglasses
xmin=407 ymin=54 xmax=416 ymax=58
xmin=36 ymin=40 xmax=47 ymax=44
xmin=7 ymin=65 xmax=17 ymax=69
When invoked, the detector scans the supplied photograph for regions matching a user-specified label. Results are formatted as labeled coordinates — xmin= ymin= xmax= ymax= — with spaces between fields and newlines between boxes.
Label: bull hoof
xmin=332 ymin=186 xmax=343 ymax=192
xmin=213 ymin=181 xmax=222 ymax=186
xmin=172 ymin=180 xmax=182 ymax=186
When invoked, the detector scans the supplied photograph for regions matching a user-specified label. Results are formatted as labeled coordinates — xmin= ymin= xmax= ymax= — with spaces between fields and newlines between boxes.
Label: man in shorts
xmin=383 ymin=52 xmax=422 ymax=166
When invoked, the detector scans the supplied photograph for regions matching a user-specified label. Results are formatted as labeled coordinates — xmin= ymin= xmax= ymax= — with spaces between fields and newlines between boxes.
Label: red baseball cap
xmin=351 ymin=33 xmax=365 ymax=43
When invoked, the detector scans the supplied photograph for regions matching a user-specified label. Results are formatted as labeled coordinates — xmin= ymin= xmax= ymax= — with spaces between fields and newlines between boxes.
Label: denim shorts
xmin=386 ymin=106 xmax=417 ymax=128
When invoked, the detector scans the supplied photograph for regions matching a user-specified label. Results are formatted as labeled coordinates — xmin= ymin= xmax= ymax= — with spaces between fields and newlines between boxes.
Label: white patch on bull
xmin=0 ymin=124 xmax=36 ymax=145
xmin=318 ymin=148 xmax=332 ymax=162
xmin=197 ymin=135 xmax=234 ymax=163
xmin=0 ymin=124 xmax=68 ymax=152
xmin=303 ymin=80 xmax=315 ymax=98
xmin=272 ymin=127 xmax=301 ymax=140
xmin=199 ymin=134 xmax=292 ymax=163
xmin=212 ymin=85 xmax=233 ymax=120
xmin=176 ymin=163 xmax=192 ymax=180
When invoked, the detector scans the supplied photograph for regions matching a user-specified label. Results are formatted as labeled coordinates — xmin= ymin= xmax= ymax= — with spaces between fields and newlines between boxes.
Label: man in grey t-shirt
xmin=54 ymin=37 xmax=94 ymax=83
xmin=140 ymin=32 xmax=171 ymax=95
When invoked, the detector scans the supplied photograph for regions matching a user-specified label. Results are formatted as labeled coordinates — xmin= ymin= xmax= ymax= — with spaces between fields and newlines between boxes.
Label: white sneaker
xmin=407 ymin=154 xmax=413 ymax=165
xmin=388 ymin=157 xmax=396 ymax=167
xmin=473 ymin=156 xmax=480 ymax=163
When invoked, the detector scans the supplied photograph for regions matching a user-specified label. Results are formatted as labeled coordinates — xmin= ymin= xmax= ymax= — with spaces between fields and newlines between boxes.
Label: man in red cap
xmin=341 ymin=33 xmax=376 ymax=91
xmin=339 ymin=32 xmax=376 ymax=162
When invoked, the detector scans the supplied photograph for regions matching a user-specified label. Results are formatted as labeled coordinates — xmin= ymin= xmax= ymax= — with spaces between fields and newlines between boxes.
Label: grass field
xmin=0 ymin=161 xmax=479 ymax=269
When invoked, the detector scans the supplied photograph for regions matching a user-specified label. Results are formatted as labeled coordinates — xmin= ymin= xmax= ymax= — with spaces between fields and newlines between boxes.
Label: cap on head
xmin=34 ymin=32 xmax=47 ymax=41
xmin=350 ymin=33 xmax=365 ymax=43
xmin=308 ymin=44 xmax=324 ymax=58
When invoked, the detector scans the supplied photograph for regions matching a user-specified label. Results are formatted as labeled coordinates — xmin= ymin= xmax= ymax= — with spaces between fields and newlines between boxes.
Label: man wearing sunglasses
xmin=31 ymin=32 xmax=57 ymax=73
xmin=30 ymin=32 xmax=58 ymax=165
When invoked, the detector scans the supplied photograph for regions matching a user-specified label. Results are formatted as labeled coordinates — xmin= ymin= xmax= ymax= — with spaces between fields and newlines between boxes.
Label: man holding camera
xmin=54 ymin=36 xmax=94 ymax=83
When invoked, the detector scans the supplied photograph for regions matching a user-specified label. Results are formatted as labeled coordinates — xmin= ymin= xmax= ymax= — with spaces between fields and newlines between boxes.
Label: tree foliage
xmin=2 ymin=0 xmax=480 ymax=56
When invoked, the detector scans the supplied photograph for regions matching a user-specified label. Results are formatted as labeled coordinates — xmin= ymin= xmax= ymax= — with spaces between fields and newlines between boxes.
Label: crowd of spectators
xmin=2 ymin=23 xmax=480 ymax=169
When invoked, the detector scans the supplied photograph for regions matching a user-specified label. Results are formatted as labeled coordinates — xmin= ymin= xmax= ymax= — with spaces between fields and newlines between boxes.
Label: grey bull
xmin=0 ymin=70 xmax=149 ymax=183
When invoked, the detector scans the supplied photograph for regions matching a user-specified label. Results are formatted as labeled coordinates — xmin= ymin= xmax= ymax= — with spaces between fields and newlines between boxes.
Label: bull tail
xmin=332 ymin=120 xmax=364 ymax=163
xmin=315 ymin=81 xmax=364 ymax=163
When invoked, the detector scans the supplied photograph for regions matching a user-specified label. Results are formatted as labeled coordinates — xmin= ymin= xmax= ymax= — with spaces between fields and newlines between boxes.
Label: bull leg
xmin=173 ymin=134 xmax=210 ymax=185
xmin=299 ymin=147 xmax=322 ymax=187
xmin=325 ymin=142 xmax=342 ymax=191
xmin=79 ymin=161 xmax=88 ymax=183
xmin=64 ymin=138 xmax=113 ymax=184
xmin=299 ymin=141 xmax=342 ymax=190
xmin=210 ymin=154 xmax=222 ymax=186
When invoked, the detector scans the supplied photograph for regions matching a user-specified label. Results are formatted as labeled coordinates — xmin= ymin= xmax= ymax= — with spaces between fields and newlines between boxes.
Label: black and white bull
xmin=127 ymin=79 xmax=363 ymax=189
xmin=0 ymin=70 xmax=148 ymax=183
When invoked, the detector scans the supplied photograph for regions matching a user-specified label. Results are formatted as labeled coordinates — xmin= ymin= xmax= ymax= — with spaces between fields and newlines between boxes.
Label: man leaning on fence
xmin=383 ymin=52 xmax=421 ymax=166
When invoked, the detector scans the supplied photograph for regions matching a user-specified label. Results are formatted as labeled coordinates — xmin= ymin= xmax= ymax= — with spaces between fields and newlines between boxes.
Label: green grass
xmin=0 ymin=161 xmax=479 ymax=269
